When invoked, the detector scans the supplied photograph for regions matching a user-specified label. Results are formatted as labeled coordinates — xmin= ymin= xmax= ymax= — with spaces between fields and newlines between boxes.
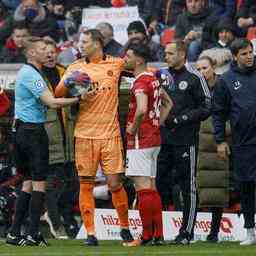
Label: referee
xmin=6 ymin=37 xmax=80 ymax=246
xmin=156 ymin=40 xmax=211 ymax=244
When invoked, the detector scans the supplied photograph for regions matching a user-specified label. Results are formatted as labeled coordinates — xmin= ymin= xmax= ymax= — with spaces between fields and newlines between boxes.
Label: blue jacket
xmin=212 ymin=61 xmax=256 ymax=146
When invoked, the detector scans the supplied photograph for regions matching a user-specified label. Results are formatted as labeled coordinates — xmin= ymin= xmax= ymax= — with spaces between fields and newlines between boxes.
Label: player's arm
xmin=126 ymin=92 xmax=148 ymax=135
xmin=55 ymin=75 xmax=69 ymax=97
xmin=40 ymin=88 xmax=79 ymax=109
xmin=160 ymin=88 xmax=173 ymax=125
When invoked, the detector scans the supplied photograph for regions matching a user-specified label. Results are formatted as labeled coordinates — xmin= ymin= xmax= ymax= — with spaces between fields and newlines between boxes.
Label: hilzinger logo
xmin=172 ymin=217 xmax=233 ymax=233
xmin=101 ymin=215 xmax=142 ymax=230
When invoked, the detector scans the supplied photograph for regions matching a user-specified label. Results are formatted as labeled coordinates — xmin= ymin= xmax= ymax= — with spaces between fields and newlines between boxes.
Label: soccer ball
xmin=64 ymin=70 xmax=92 ymax=97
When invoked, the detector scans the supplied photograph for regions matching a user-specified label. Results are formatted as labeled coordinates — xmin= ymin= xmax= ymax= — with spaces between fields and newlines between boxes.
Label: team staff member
xmin=55 ymin=29 xmax=136 ymax=246
xmin=212 ymin=38 xmax=256 ymax=246
xmin=42 ymin=39 xmax=79 ymax=239
xmin=124 ymin=43 xmax=172 ymax=246
xmin=6 ymin=36 xmax=80 ymax=247
xmin=156 ymin=40 xmax=211 ymax=245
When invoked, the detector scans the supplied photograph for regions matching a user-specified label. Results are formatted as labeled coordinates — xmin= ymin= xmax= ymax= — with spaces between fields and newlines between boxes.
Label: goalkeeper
xmin=55 ymin=29 xmax=137 ymax=247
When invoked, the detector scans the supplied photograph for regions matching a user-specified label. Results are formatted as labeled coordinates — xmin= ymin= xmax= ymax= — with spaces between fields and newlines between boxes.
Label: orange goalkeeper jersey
xmin=55 ymin=55 xmax=124 ymax=139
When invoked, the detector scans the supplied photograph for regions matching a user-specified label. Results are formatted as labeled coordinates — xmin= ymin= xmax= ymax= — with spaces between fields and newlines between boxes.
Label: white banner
xmin=82 ymin=6 xmax=140 ymax=45
xmin=76 ymin=209 xmax=250 ymax=241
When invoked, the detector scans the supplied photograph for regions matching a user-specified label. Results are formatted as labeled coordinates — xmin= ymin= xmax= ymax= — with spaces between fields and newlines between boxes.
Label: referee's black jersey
xmin=158 ymin=64 xmax=211 ymax=145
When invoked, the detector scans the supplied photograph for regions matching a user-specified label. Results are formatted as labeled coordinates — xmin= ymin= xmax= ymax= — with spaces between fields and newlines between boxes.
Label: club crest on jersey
xmin=178 ymin=81 xmax=188 ymax=90
xmin=107 ymin=70 xmax=114 ymax=77
xmin=35 ymin=80 xmax=44 ymax=89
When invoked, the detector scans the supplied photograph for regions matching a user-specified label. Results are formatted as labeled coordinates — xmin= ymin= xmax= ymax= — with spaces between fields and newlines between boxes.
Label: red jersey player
xmin=124 ymin=43 xmax=172 ymax=245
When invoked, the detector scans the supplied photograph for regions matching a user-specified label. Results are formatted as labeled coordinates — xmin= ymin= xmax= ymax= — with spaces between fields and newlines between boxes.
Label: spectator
xmin=145 ymin=15 xmax=164 ymax=44
xmin=200 ymin=18 xmax=236 ymax=74
xmin=13 ymin=0 xmax=60 ymax=42
xmin=128 ymin=0 xmax=162 ymax=23
xmin=236 ymin=0 xmax=256 ymax=34
xmin=49 ymin=0 xmax=67 ymax=42
xmin=160 ymin=0 xmax=186 ymax=27
xmin=96 ymin=22 xmax=123 ymax=57
xmin=122 ymin=20 xmax=165 ymax=62
xmin=64 ymin=6 xmax=82 ymax=41
xmin=0 ymin=0 xmax=13 ymax=50
xmin=0 ymin=22 xmax=30 ymax=63
xmin=175 ymin=0 xmax=213 ymax=61
xmin=212 ymin=38 xmax=256 ymax=246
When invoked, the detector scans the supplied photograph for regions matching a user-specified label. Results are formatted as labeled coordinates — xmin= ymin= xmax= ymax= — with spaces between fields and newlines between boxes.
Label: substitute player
xmin=55 ymin=29 xmax=135 ymax=246
xmin=124 ymin=43 xmax=172 ymax=245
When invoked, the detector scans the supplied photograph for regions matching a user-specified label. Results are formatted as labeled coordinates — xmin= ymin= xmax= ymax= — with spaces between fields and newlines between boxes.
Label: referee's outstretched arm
xmin=40 ymin=88 xmax=79 ymax=109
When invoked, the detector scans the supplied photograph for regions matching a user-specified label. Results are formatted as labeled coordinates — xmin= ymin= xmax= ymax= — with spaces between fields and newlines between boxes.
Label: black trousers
xmin=157 ymin=144 xmax=198 ymax=236
xmin=240 ymin=181 xmax=255 ymax=228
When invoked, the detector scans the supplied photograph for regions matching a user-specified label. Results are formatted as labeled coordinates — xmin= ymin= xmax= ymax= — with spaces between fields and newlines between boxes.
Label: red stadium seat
xmin=247 ymin=27 xmax=256 ymax=40
xmin=160 ymin=28 xmax=175 ymax=46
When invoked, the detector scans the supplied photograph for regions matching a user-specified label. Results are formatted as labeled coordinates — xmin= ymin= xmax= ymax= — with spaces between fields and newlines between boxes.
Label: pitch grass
xmin=1 ymin=239 xmax=256 ymax=256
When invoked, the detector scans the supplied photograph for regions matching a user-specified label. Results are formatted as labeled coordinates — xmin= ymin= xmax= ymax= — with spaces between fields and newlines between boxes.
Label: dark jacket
xmin=208 ymin=0 xmax=236 ymax=18
xmin=104 ymin=39 xmax=123 ymax=57
xmin=158 ymin=64 xmax=211 ymax=145
xmin=132 ymin=0 xmax=163 ymax=22
xmin=175 ymin=7 xmax=213 ymax=39
xmin=213 ymin=61 xmax=256 ymax=147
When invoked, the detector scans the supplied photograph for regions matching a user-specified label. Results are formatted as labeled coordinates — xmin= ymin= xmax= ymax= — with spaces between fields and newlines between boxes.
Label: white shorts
xmin=125 ymin=147 xmax=160 ymax=178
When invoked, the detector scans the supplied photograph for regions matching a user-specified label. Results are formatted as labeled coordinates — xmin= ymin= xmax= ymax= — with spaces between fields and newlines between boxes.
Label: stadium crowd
xmin=1 ymin=0 xmax=256 ymax=248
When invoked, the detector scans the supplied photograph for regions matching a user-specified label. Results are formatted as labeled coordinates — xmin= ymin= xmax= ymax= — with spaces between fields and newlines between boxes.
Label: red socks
xmin=137 ymin=189 xmax=163 ymax=240
xmin=152 ymin=191 xmax=163 ymax=238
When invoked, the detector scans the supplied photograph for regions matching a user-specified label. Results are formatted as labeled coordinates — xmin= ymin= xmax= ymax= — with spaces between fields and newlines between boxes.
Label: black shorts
xmin=233 ymin=145 xmax=256 ymax=182
xmin=15 ymin=121 xmax=49 ymax=181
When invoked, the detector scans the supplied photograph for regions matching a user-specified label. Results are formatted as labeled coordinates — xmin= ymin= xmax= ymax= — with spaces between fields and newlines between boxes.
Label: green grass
xmin=1 ymin=239 xmax=256 ymax=256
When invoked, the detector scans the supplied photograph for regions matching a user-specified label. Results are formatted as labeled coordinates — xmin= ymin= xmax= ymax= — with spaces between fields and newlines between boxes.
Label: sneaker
xmin=206 ymin=233 xmax=218 ymax=243
xmin=152 ymin=237 xmax=165 ymax=246
xmin=55 ymin=226 xmax=68 ymax=239
xmin=240 ymin=239 xmax=256 ymax=246
xmin=123 ymin=233 xmax=152 ymax=247
xmin=24 ymin=234 xmax=48 ymax=246
xmin=6 ymin=233 xmax=26 ymax=246
xmin=84 ymin=235 xmax=98 ymax=246
xmin=120 ymin=228 xmax=134 ymax=243
xmin=172 ymin=232 xmax=190 ymax=245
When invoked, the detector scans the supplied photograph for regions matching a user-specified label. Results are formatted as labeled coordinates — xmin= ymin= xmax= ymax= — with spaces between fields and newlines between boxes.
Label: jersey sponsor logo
xmin=178 ymin=81 xmax=188 ymax=90
xmin=233 ymin=80 xmax=242 ymax=90
xmin=35 ymin=80 xmax=44 ymax=90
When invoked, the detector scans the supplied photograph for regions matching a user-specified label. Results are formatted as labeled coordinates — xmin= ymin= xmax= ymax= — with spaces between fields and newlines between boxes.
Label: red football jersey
xmin=126 ymin=72 xmax=161 ymax=149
